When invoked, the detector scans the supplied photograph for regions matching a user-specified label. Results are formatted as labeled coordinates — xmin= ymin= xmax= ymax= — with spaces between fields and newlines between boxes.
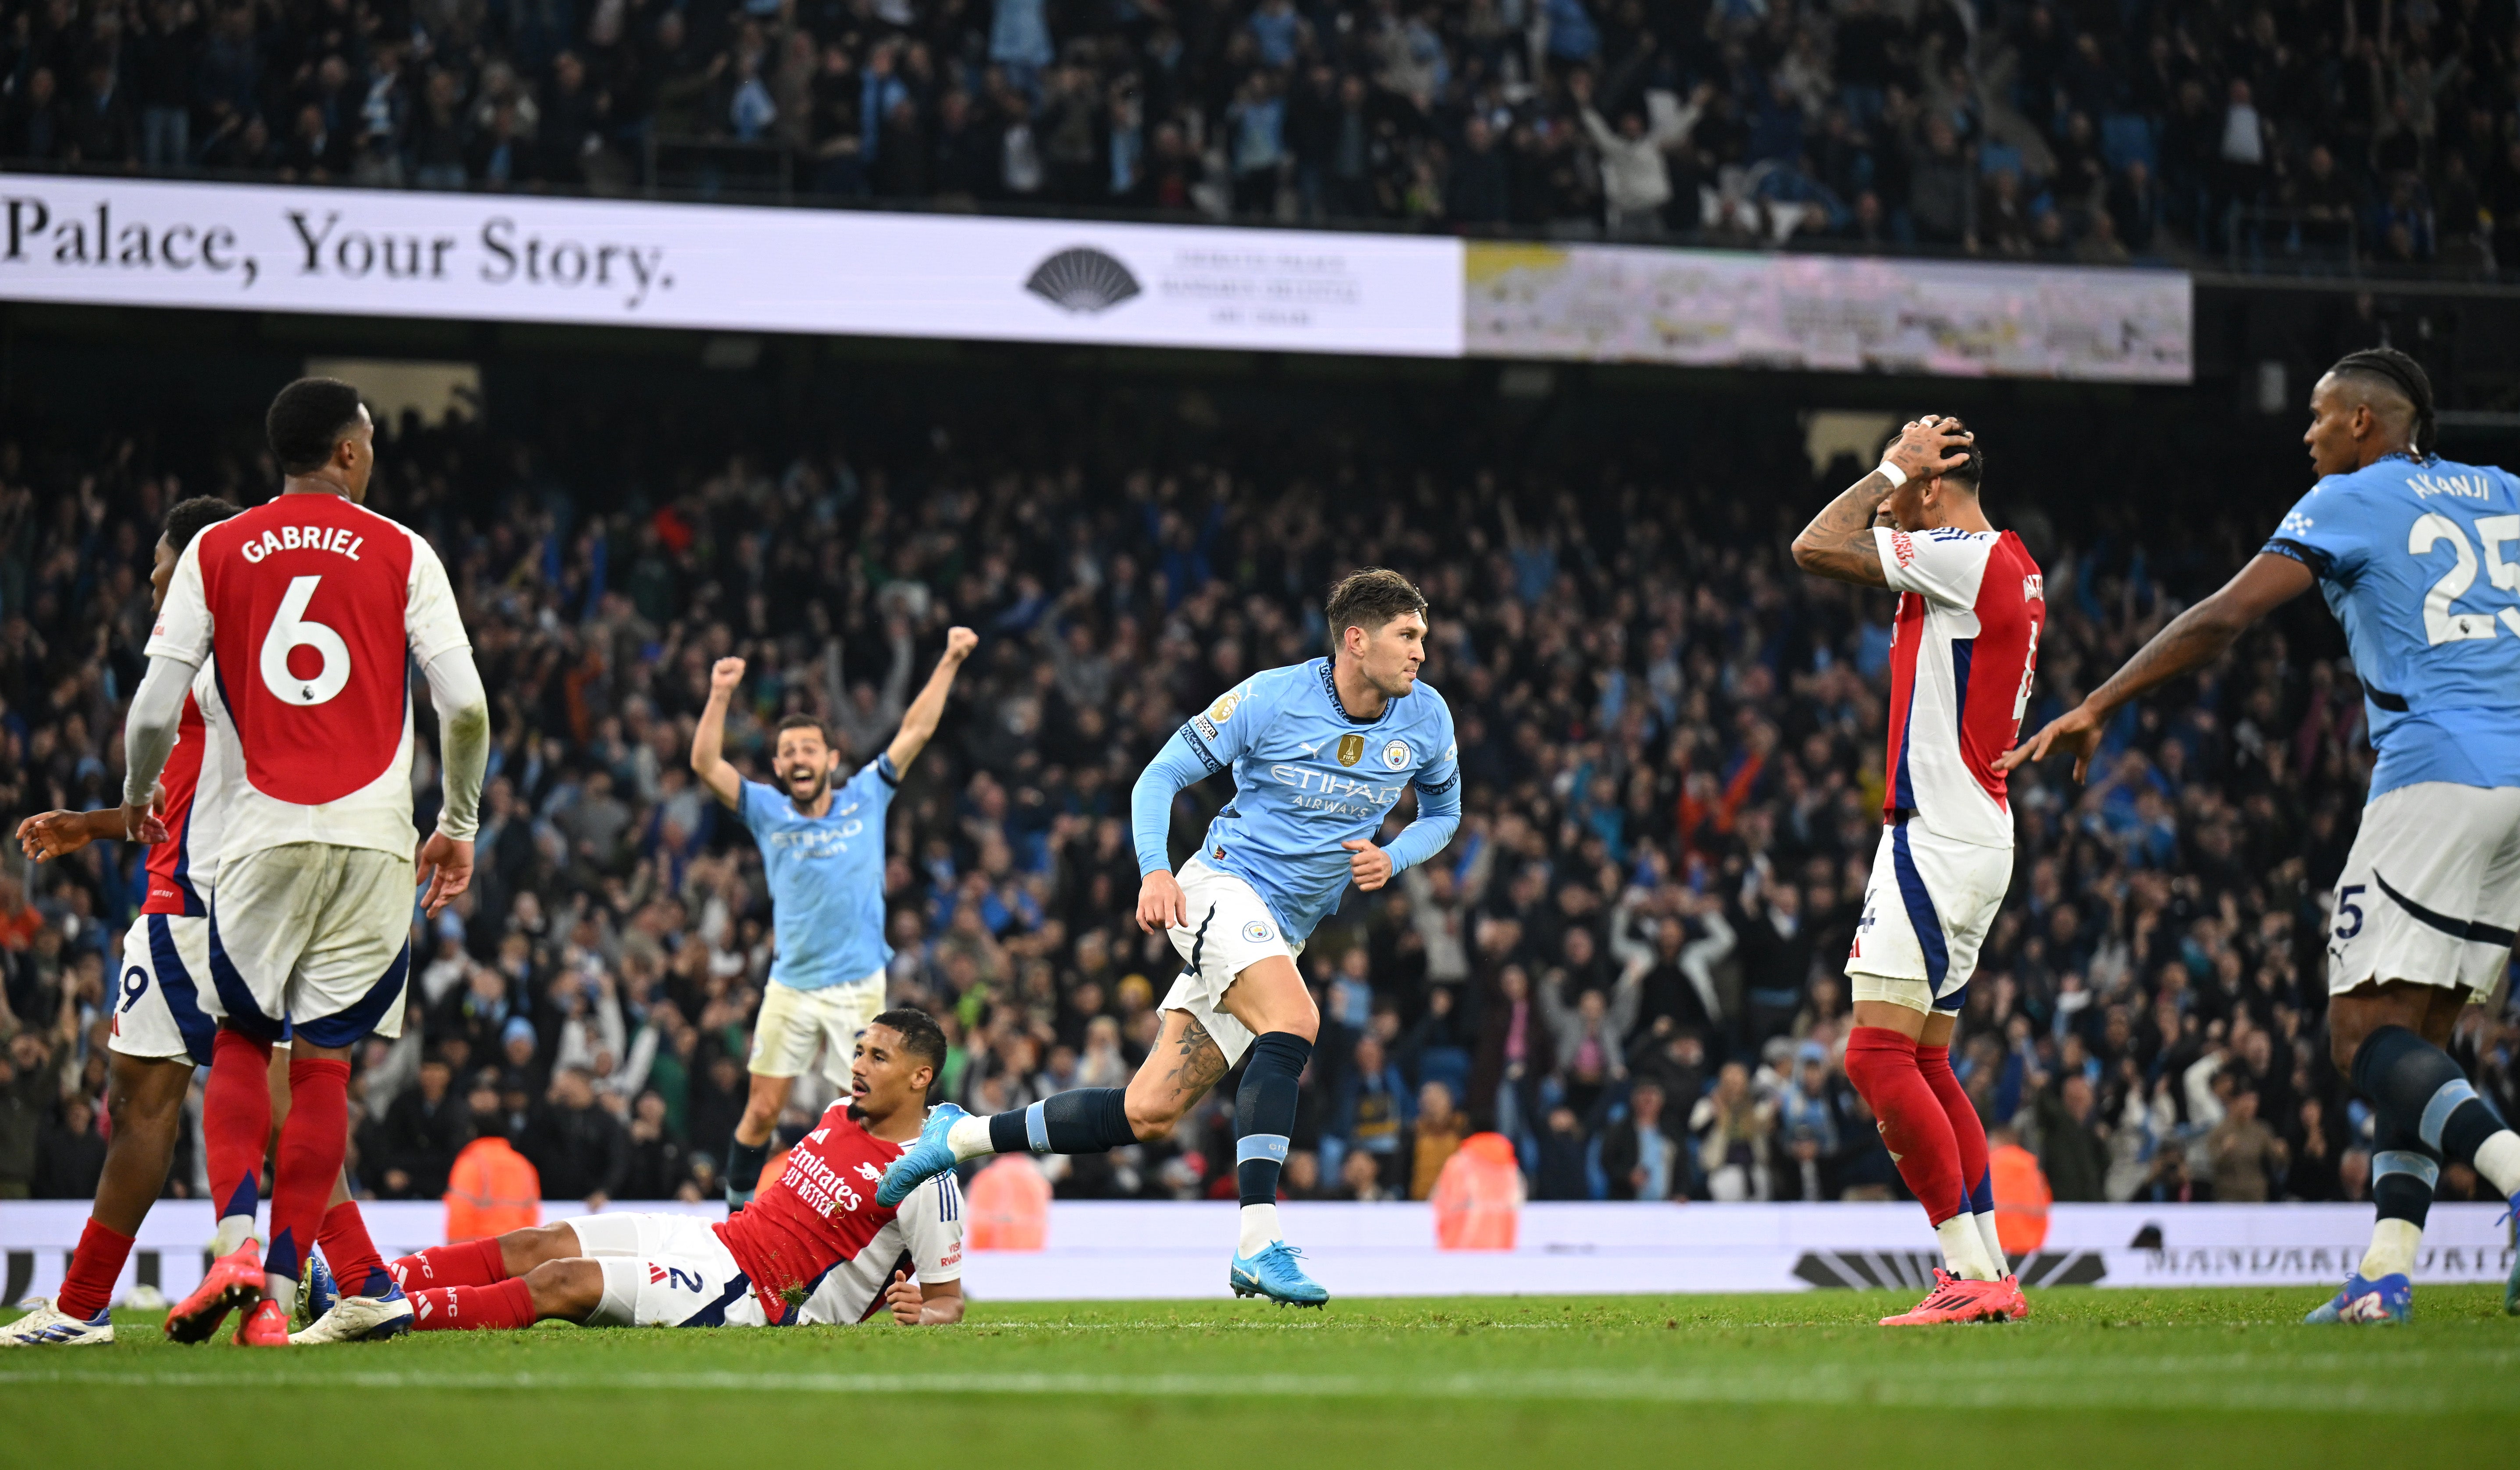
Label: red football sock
xmin=408 ymin=1277 xmax=537 ymax=1332
xmin=1843 ymin=1026 xmax=1965 ymax=1225
xmin=390 ymin=1237 xmax=511 ymax=1292
xmin=204 ymin=1028 xmax=275 ymax=1228
xmin=1917 ymin=1043 xmax=1993 ymax=1218
xmin=55 ymin=1219 xmax=135 ymax=1321
xmin=319 ymin=1200 xmax=388 ymax=1297
xmin=263 ymin=1056 xmax=351 ymax=1285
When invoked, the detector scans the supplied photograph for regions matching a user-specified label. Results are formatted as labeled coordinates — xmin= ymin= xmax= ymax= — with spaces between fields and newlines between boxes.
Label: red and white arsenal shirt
xmin=1874 ymin=525 xmax=2045 ymax=849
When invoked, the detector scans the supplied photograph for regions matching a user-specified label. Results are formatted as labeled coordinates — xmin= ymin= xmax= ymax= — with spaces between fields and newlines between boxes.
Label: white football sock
xmin=2358 ymin=1217 xmax=2422 ymax=1279
xmin=1238 ymin=1203 xmax=1281 ymax=1258
xmin=262 ymin=1273 xmax=298 ymax=1319
xmin=946 ymin=1115 xmax=997 ymax=1163
xmin=1935 ymin=1215 xmax=2000 ymax=1282
xmin=210 ymin=1215 xmax=257 ymax=1259
xmin=2471 ymin=1130 xmax=2520 ymax=1199
xmin=1972 ymin=1211 xmax=2007 ymax=1277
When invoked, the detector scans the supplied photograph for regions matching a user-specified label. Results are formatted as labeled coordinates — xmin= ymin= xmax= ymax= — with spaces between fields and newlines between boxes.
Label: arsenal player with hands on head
xmin=1791 ymin=414 xmax=2044 ymax=1326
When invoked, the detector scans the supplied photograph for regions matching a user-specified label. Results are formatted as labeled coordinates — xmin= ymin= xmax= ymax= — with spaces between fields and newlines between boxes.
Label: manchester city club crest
xmin=1242 ymin=920 xmax=1274 ymax=943
xmin=1383 ymin=739 xmax=1410 ymax=770
xmin=1336 ymin=734 xmax=1365 ymax=767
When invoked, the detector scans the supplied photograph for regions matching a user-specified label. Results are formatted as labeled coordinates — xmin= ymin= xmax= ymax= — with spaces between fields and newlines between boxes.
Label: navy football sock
xmin=2370 ymin=1098 xmax=2439 ymax=1244
xmin=987 ymin=1087 xmax=1138 ymax=1156
xmin=726 ymin=1138 xmax=770 ymax=1207
xmin=1235 ymin=1032 xmax=1313 ymax=1208
xmin=2354 ymin=1024 xmax=2508 ymax=1165
xmin=2370 ymin=1139 xmax=2439 ymax=1235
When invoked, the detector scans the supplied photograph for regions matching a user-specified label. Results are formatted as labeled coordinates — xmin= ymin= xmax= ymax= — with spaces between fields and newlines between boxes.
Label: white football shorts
xmin=1159 ymin=856 xmax=1304 ymax=1068
xmin=2327 ymin=781 xmax=2520 ymax=1003
xmin=568 ymin=1211 xmax=775 ymax=1328
xmin=208 ymin=842 xmax=413 ymax=1047
xmin=1846 ymin=819 xmax=2013 ymax=1016
xmin=746 ymin=971 xmax=886 ymax=1085
xmin=107 ymin=912 xmax=221 ymax=1067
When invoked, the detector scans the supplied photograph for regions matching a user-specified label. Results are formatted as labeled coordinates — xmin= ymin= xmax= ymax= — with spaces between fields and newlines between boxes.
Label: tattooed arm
xmin=1789 ymin=416 xmax=1977 ymax=587
xmin=1789 ymin=469 xmax=1899 ymax=587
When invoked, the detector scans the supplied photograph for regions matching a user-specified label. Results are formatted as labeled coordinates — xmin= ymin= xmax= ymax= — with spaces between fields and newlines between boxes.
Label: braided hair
xmin=2328 ymin=346 xmax=2437 ymax=460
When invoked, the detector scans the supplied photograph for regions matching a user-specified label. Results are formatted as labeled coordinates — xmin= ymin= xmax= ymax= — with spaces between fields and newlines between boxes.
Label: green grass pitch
xmin=7 ymin=1288 xmax=2517 ymax=1468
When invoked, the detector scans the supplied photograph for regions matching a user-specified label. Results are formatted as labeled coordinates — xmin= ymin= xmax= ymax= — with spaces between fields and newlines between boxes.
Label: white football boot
xmin=0 ymin=1297 xmax=114 ymax=1346
xmin=289 ymin=1282 xmax=416 ymax=1344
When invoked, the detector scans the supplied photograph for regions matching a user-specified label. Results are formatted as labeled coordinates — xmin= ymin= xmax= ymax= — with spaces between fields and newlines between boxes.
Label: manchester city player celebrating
xmin=694 ymin=627 xmax=978 ymax=1210
xmin=879 ymin=568 xmax=1461 ymax=1306
xmin=2011 ymin=347 xmax=2520 ymax=1325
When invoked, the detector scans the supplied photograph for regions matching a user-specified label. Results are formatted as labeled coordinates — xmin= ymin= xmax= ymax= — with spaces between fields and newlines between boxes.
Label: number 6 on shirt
xmin=260 ymin=575 xmax=354 ymax=707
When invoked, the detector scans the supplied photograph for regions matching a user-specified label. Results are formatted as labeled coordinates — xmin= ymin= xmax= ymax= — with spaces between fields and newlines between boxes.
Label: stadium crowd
xmin=0 ymin=383 xmax=2513 ymax=1215
xmin=4 ymin=0 xmax=2519 ymax=270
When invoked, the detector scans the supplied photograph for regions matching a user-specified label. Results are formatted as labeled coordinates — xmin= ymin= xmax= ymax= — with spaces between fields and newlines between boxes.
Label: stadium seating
xmin=0 ymin=372 xmax=2509 ymax=1219
xmin=0 ymin=0 xmax=2510 ymax=273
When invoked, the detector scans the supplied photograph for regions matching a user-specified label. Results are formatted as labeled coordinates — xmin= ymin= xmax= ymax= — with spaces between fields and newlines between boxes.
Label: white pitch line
xmin=0 ymin=1363 xmax=2507 ymax=1416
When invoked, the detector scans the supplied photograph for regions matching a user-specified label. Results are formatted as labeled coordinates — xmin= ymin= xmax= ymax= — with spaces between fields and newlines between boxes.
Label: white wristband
xmin=1874 ymin=458 xmax=1908 ymax=490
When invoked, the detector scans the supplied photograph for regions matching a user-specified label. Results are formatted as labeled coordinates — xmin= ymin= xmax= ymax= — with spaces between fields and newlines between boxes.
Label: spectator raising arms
xmin=2 ymin=0 xmax=2507 ymax=269
xmin=0 ymin=341 xmax=2506 ymax=1251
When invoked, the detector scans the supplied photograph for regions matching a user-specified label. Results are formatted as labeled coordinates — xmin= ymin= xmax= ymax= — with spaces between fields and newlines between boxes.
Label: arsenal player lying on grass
xmin=388 ymin=1009 xmax=965 ymax=1331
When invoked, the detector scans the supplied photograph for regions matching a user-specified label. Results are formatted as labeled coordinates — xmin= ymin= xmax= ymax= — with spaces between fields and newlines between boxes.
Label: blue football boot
xmin=2302 ymin=1272 xmax=2412 ymax=1324
xmin=877 ymin=1102 xmax=969 ymax=1208
xmin=303 ymin=1247 xmax=340 ymax=1324
xmin=1229 ymin=1242 xmax=1329 ymax=1308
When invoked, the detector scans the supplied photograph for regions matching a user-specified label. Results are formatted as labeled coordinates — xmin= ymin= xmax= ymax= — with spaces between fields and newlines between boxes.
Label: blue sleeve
xmin=734 ymin=780 xmax=774 ymax=831
xmin=1383 ymin=774 xmax=1461 ymax=874
xmin=1131 ymin=727 xmax=1218 ymax=877
xmin=1132 ymin=677 xmax=1269 ymax=875
xmin=2262 ymin=477 xmax=2371 ymax=582
xmin=1412 ymin=705 xmax=1460 ymax=799
xmin=1182 ymin=675 xmax=1263 ymax=769
xmin=1383 ymin=706 xmax=1462 ymax=874
xmin=849 ymin=753 xmax=902 ymax=806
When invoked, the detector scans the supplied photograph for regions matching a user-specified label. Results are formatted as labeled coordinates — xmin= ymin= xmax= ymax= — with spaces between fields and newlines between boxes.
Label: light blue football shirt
xmin=2264 ymin=453 xmax=2520 ymax=797
xmin=1137 ymin=658 xmax=1460 ymax=943
xmin=737 ymin=754 xmax=898 ymax=991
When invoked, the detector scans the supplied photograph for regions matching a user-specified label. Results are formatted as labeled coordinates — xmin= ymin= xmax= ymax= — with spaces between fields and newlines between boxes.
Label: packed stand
xmin=3 ymin=0 xmax=2517 ymax=271
xmin=0 ymin=386 xmax=2515 ymax=1214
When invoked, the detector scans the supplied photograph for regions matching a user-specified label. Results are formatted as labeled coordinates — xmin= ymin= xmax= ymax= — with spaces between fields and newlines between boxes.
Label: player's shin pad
xmin=987 ymin=1087 xmax=1137 ymax=1156
xmin=1235 ymin=1032 xmax=1313 ymax=1207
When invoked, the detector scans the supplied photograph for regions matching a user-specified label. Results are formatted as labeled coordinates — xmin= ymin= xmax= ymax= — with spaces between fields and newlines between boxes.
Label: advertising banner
xmin=3 ymin=1199 xmax=2499 ymax=1305
xmin=0 ymin=176 xmax=2199 ymax=380
xmin=0 ymin=174 xmax=1467 ymax=357
xmin=1464 ymin=241 xmax=2193 ymax=382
